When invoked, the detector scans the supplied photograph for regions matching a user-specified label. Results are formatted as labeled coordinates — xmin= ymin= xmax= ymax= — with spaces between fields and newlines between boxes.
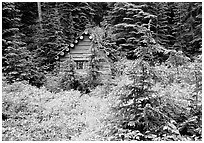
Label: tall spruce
xmin=146 ymin=2 xmax=202 ymax=58
xmin=180 ymin=2 xmax=202 ymax=57
xmin=33 ymin=2 xmax=67 ymax=72
xmin=15 ymin=2 xmax=38 ymax=52
xmin=2 ymin=2 xmax=21 ymax=66
xmin=2 ymin=2 xmax=33 ymax=83
xmin=105 ymin=2 xmax=157 ymax=60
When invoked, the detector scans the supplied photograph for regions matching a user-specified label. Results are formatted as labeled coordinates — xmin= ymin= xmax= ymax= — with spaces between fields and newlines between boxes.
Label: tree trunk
xmin=37 ymin=2 xmax=42 ymax=30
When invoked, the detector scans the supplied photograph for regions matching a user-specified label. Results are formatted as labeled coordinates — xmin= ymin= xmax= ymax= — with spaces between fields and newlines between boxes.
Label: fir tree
xmin=15 ymin=2 xmax=38 ymax=51
xmin=3 ymin=33 xmax=33 ymax=83
xmin=2 ymin=2 xmax=32 ymax=83
xmin=33 ymin=2 xmax=67 ymax=72
xmin=88 ymin=2 xmax=109 ymax=26
xmin=180 ymin=2 xmax=202 ymax=57
xmin=112 ymin=59 xmax=158 ymax=135
xmin=105 ymin=2 xmax=157 ymax=60
xmin=70 ymin=2 xmax=94 ymax=32
xmin=57 ymin=2 xmax=76 ymax=43
xmin=2 ymin=2 xmax=21 ymax=66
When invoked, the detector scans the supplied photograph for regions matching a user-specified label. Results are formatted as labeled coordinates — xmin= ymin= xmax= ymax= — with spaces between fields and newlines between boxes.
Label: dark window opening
xmin=76 ymin=61 xmax=84 ymax=69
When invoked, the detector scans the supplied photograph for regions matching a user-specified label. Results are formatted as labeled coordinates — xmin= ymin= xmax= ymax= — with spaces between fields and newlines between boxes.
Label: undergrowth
xmin=2 ymin=57 xmax=202 ymax=141
xmin=2 ymin=82 xmax=113 ymax=141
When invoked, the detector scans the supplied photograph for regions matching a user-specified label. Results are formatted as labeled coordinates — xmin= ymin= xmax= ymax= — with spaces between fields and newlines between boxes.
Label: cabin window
xmin=76 ymin=61 xmax=84 ymax=69
xmin=76 ymin=61 xmax=88 ymax=69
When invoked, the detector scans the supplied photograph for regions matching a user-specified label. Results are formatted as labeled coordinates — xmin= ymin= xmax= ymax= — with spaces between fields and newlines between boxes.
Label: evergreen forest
xmin=2 ymin=2 xmax=202 ymax=141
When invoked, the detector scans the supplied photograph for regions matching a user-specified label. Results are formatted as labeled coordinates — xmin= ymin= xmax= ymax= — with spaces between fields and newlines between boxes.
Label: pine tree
xmin=2 ymin=2 xmax=34 ymax=83
xmin=152 ymin=2 xmax=174 ymax=49
xmin=112 ymin=58 xmax=158 ymax=135
xmin=13 ymin=3 xmax=39 ymax=53
xmin=88 ymin=2 xmax=109 ymax=26
xmin=3 ymin=33 xmax=34 ymax=83
xmin=145 ymin=2 xmax=202 ymax=60
xmin=57 ymin=2 xmax=76 ymax=43
xmin=180 ymin=2 xmax=202 ymax=58
xmin=2 ymin=2 xmax=47 ymax=86
xmin=70 ymin=2 xmax=94 ymax=32
xmin=105 ymin=2 xmax=157 ymax=60
xmin=2 ymin=2 xmax=21 ymax=66
xmin=33 ymin=2 xmax=67 ymax=72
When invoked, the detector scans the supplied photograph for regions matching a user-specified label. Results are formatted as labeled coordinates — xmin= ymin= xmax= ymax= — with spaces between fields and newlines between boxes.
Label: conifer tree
xmin=3 ymin=33 xmax=33 ymax=83
xmin=88 ymin=2 xmax=109 ymax=26
xmin=71 ymin=2 xmax=94 ymax=30
xmin=151 ymin=2 xmax=174 ymax=49
xmin=2 ymin=2 xmax=34 ymax=83
xmin=105 ymin=2 xmax=157 ymax=60
xmin=33 ymin=2 xmax=67 ymax=72
xmin=146 ymin=2 xmax=202 ymax=58
xmin=180 ymin=2 xmax=202 ymax=57
xmin=57 ymin=2 xmax=76 ymax=43
xmin=15 ymin=2 xmax=38 ymax=52
xmin=112 ymin=59 xmax=158 ymax=135
xmin=2 ymin=2 xmax=21 ymax=66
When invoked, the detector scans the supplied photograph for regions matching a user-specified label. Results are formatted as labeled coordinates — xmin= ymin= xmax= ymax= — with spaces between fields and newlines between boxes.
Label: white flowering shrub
xmin=2 ymin=82 xmax=113 ymax=141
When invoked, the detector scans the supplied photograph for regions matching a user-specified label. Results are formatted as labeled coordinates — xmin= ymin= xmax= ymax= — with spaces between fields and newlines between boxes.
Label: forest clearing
xmin=2 ymin=2 xmax=202 ymax=141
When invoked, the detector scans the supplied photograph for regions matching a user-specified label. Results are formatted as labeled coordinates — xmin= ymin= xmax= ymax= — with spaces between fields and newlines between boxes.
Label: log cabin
xmin=55 ymin=29 xmax=111 ymax=76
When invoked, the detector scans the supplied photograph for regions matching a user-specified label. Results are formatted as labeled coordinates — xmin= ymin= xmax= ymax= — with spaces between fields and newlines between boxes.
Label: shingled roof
xmin=55 ymin=29 xmax=94 ymax=60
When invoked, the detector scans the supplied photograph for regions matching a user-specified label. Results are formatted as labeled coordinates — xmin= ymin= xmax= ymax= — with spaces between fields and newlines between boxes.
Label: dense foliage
xmin=2 ymin=2 xmax=202 ymax=141
xmin=2 ymin=57 xmax=202 ymax=140
xmin=2 ymin=82 xmax=113 ymax=140
xmin=102 ymin=55 xmax=202 ymax=141
xmin=103 ymin=2 xmax=202 ymax=60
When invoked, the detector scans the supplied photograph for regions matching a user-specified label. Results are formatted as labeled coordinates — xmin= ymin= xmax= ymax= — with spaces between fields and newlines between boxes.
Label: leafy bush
xmin=44 ymin=74 xmax=62 ymax=93
xmin=2 ymin=55 xmax=202 ymax=141
xmin=58 ymin=58 xmax=79 ymax=91
xmin=2 ymin=81 xmax=113 ymax=141
xmin=100 ymin=56 xmax=202 ymax=141
xmin=47 ymin=58 xmax=92 ymax=93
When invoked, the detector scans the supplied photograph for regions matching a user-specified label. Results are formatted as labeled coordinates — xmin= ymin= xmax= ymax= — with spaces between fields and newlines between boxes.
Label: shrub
xmin=2 ymin=54 xmax=202 ymax=141
xmin=102 ymin=56 xmax=202 ymax=141
xmin=2 ymin=81 xmax=113 ymax=141
xmin=105 ymin=59 xmax=160 ymax=140
xmin=44 ymin=74 xmax=62 ymax=93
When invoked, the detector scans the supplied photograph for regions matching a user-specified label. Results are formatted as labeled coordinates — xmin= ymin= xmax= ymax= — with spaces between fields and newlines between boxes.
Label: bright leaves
xmin=2 ymin=82 xmax=112 ymax=141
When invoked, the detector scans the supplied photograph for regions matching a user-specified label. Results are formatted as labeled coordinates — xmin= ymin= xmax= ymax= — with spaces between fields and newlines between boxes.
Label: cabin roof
xmin=55 ymin=28 xmax=115 ymax=62
xmin=55 ymin=29 xmax=94 ymax=60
